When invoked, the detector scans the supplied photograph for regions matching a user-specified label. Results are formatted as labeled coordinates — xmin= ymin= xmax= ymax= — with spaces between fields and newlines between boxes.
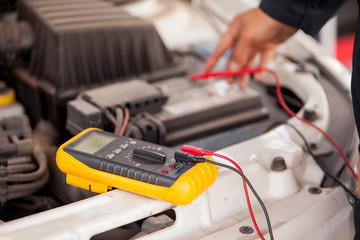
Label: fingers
xmin=204 ymin=7 xmax=284 ymax=87
xmin=253 ymin=48 xmax=275 ymax=81
xmin=227 ymin=36 xmax=254 ymax=87
xmin=204 ymin=18 xmax=240 ymax=71
xmin=228 ymin=33 xmax=252 ymax=70
xmin=225 ymin=61 xmax=239 ymax=84
xmin=237 ymin=74 xmax=250 ymax=88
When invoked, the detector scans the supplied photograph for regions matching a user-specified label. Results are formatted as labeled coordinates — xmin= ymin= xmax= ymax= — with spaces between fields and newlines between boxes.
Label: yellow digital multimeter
xmin=56 ymin=128 xmax=217 ymax=205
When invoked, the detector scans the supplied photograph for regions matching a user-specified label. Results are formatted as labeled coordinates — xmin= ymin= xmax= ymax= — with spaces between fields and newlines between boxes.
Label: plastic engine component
xmin=66 ymin=80 xmax=168 ymax=134
xmin=17 ymin=0 xmax=174 ymax=90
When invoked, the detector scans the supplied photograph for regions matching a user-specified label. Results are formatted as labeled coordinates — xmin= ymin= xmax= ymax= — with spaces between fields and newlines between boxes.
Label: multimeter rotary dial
xmin=132 ymin=148 xmax=166 ymax=164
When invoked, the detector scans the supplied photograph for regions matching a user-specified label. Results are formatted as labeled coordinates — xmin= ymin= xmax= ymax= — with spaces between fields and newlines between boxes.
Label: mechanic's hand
xmin=204 ymin=7 xmax=298 ymax=88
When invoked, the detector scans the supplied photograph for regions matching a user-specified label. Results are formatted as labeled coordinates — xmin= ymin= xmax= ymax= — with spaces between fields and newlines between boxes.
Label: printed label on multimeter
xmin=56 ymin=128 xmax=217 ymax=205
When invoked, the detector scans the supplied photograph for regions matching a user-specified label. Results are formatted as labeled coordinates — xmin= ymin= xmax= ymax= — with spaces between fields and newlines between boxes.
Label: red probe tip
xmin=190 ymin=73 xmax=209 ymax=80
xmin=190 ymin=67 xmax=265 ymax=81
xmin=181 ymin=145 xmax=213 ymax=156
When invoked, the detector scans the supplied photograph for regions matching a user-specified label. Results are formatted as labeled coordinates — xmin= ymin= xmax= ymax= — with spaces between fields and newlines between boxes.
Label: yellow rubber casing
xmin=0 ymin=88 xmax=15 ymax=107
xmin=56 ymin=128 xmax=217 ymax=205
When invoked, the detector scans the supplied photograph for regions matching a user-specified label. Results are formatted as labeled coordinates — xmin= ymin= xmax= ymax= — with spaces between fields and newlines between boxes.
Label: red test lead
xmin=190 ymin=67 xmax=264 ymax=80
xmin=189 ymin=67 xmax=358 ymax=180
xmin=181 ymin=145 xmax=267 ymax=240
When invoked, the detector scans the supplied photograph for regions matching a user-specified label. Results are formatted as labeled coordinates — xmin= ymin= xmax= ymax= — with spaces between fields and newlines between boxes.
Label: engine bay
xmin=0 ymin=0 xmax=357 ymax=239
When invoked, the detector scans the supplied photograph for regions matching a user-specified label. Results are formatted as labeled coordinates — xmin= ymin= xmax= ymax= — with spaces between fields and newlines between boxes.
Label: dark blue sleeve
xmin=354 ymin=199 xmax=360 ymax=240
xmin=259 ymin=0 xmax=347 ymax=36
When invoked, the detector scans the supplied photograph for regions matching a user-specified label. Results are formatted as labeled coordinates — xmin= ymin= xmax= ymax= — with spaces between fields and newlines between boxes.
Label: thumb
xmin=254 ymin=48 xmax=275 ymax=81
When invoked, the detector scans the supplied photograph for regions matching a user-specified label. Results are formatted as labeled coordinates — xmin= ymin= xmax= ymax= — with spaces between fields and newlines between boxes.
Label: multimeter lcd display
xmin=71 ymin=132 xmax=116 ymax=154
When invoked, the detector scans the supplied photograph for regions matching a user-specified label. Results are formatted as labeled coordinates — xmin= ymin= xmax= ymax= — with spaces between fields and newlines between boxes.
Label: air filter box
xmin=17 ymin=0 xmax=174 ymax=90
xmin=14 ymin=0 xmax=177 ymax=129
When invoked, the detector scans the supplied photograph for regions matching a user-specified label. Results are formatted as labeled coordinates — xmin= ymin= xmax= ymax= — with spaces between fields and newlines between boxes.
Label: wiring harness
xmin=105 ymin=107 xmax=130 ymax=136
xmin=0 ymin=115 xmax=49 ymax=203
